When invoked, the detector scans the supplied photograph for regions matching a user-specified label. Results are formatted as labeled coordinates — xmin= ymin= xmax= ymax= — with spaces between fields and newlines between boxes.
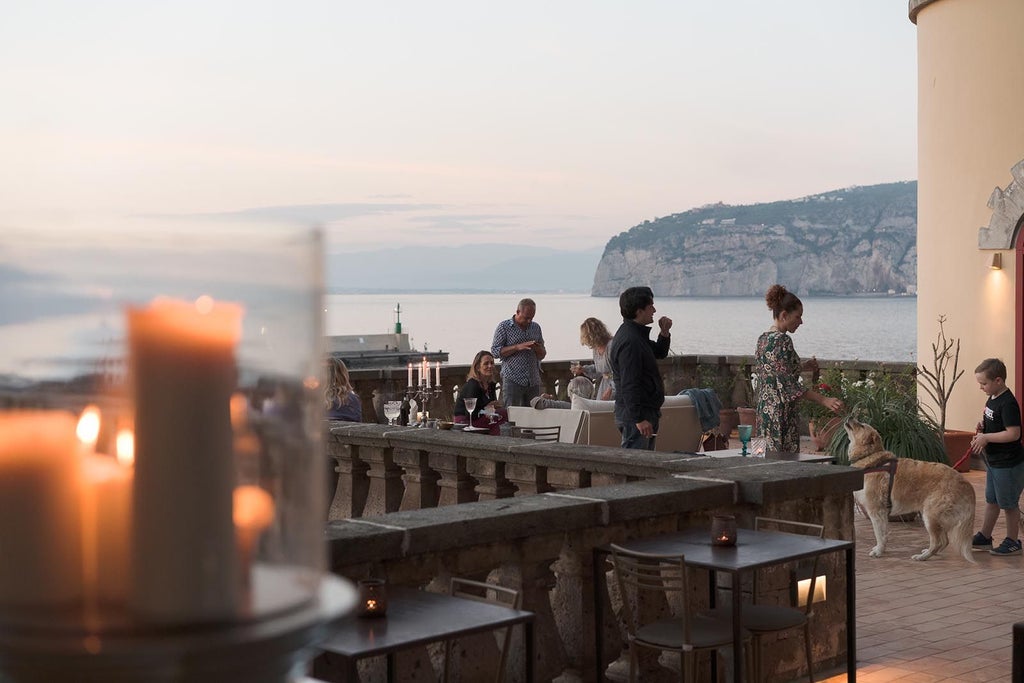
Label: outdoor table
xmin=593 ymin=526 xmax=855 ymax=682
xmin=699 ymin=448 xmax=836 ymax=463
xmin=317 ymin=586 xmax=535 ymax=682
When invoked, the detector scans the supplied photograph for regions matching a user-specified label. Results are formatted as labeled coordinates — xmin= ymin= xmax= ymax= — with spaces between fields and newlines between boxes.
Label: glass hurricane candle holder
xmin=357 ymin=579 xmax=388 ymax=618
xmin=711 ymin=515 xmax=738 ymax=547
xmin=0 ymin=218 xmax=354 ymax=680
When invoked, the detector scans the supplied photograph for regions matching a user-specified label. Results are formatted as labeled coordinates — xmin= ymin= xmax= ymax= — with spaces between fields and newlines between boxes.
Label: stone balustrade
xmin=321 ymin=423 xmax=863 ymax=682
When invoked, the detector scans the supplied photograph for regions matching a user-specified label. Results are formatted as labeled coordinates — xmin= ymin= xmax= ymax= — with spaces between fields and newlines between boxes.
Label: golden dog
xmin=845 ymin=417 xmax=975 ymax=562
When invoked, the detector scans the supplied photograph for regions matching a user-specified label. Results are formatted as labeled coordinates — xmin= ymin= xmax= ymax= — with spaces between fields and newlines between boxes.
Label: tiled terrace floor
xmin=819 ymin=466 xmax=1017 ymax=683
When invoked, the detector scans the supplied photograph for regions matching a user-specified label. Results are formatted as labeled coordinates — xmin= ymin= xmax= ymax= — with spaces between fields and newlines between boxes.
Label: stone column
xmin=469 ymin=458 xmax=516 ymax=500
xmin=506 ymin=463 xmax=553 ymax=496
xmin=327 ymin=442 xmax=369 ymax=521
xmin=361 ymin=445 xmax=405 ymax=516
xmin=428 ymin=452 xmax=479 ymax=506
xmin=394 ymin=448 xmax=440 ymax=511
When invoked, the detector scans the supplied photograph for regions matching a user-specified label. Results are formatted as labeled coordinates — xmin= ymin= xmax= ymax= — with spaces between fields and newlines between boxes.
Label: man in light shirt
xmin=491 ymin=298 xmax=546 ymax=407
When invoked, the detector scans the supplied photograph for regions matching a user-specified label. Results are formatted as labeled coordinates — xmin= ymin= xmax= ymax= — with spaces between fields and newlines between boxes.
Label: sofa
xmin=507 ymin=395 xmax=703 ymax=452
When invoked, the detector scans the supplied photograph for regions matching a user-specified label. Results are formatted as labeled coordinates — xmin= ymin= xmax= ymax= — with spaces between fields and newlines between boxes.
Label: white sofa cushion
xmin=571 ymin=394 xmax=694 ymax=411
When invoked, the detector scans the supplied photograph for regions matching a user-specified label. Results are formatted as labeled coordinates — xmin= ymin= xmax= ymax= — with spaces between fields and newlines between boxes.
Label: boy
xmin=970 ymin=358 xmax=1024 ymax=555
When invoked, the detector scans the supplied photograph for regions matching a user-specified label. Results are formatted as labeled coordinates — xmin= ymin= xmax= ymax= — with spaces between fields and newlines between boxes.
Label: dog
xmin=845 ymin=417 xmax=975 ymax=562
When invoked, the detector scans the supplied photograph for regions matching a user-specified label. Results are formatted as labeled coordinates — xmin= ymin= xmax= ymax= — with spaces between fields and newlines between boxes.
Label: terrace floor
xmin=814 ymin=456 xmax=1016 ymax=683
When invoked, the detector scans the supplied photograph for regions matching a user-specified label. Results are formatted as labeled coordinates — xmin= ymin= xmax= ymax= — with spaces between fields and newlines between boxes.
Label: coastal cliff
xmin=592 ymin=181 xmax=917 ymax=296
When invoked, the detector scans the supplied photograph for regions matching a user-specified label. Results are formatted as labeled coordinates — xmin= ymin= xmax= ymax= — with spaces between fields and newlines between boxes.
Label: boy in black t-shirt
xmin=970 ymin=358 xmax=1024 ymax=555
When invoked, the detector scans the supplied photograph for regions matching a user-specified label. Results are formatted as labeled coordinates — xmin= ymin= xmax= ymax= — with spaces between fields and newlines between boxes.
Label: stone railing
xmin=320 ymin=424 xmax=863 ymax=682
xmin=347 ymin=356 xmax=915 ymax=424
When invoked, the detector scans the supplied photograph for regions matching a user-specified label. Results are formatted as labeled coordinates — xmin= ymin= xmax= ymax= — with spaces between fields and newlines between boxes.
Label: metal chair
xmin=609 ymin=544 xmax=752 ymax=682
xmin=442 ymin=577 xmax=522 ymax=683
xmin=703 ymin=516 xmax=824 ymax=682
xmin=509 ymin=425 xmax=561 ymax=442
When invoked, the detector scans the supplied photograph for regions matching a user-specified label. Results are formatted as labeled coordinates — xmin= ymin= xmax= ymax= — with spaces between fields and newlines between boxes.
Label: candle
xmin=407 ymin=363 xmax=413 ymax=387
xmin=417 ymin=361 xmax=422 ymax=387
xmin=128 ymin=296 xmax=241 ymax=623
xmin=435 ymin=362 xmax=441 ymax=388
xmin=357 ymin=579 xmax=388 ymax=617
xmin=0 ymin=411 xmax=84 ymax=608
xmin=233 ymin=485 xmax=275 ymax=591
xmin=81 ymin=453 xmax=133 ymax=608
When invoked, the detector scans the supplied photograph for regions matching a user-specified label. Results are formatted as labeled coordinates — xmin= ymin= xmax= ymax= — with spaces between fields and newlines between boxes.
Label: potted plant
xmin=826 ymin=368 xmax=948 ymax=466
xmin=799 ymin=367 xmax=845 ymax=451
xmin=917 ymin=315 xmax=970 ymax=471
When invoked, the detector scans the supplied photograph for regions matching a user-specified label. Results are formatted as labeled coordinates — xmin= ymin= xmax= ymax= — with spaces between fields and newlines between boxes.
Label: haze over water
xmin=327 ymin=294 xmax=916 ymax=366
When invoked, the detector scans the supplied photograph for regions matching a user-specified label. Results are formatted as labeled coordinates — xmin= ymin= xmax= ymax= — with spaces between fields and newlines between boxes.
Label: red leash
xmin=952 ymin=446 xmax=972 ymax=471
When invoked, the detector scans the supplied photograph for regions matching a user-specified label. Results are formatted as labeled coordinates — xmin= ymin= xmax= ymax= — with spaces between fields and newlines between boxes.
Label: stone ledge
xmin=672 ymin=460 xmax=863 ymax=504
xmin=558 ymin=477 xmax=736 ymax=521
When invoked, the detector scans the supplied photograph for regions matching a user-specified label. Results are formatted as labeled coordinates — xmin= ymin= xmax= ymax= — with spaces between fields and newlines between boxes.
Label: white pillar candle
xmin=0 ymin=411 xmax=84 ymax=608
xmin=82 ymin=453 xmax=133 ymax=608
xmin=407 ymin=363 xmax=413 ymax=387
xmin=128 ymin=296 xmax=241 ymax=623
xmin=435 ymin=362 xmax=441 ymax=388
xmin=417 ymin=361 xmax=422 ymax=387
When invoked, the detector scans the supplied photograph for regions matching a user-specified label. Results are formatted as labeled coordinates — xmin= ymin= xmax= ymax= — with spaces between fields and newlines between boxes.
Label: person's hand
xmin=518 ymin=340 xmax=535 ymax=352
xmin=658 ymin=316 xmax=672 ymax=335
xmin=971 ymin=432 xmax=988 ymax=455
xmin=825 ymin=397 xmax=843 ymax=413
xmin=636 ymin=419 xmax=654 ymax=438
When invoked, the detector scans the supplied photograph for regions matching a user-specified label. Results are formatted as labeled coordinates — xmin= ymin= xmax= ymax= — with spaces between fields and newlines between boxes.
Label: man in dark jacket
xmin=609 ymin=286 xmax=673 ymax=449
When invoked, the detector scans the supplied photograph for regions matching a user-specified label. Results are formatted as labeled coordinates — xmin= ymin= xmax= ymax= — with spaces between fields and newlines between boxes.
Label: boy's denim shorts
xmin=985 ymin=459 xmax=1024 ymax=509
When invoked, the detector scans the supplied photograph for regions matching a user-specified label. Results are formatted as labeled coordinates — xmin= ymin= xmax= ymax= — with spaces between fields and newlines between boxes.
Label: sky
xmin=0 ymin=1 xmax=918 ymax=252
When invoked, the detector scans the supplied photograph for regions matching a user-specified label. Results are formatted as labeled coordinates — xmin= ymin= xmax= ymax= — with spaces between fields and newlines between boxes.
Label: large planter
xmin=737 ymin=407 xmax=756 ymax=427
xmin=809 ymin=417 xmax=843 ymax=452
xmin=718 ymin=408 xmax=739 ymax=438
xmin=943 ymin=429 xmax=975 ymax=472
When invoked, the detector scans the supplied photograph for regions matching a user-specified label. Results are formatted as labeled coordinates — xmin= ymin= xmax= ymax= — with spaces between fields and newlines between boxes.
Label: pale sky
xmin=0 ymin=1 xmax=918 ymax=252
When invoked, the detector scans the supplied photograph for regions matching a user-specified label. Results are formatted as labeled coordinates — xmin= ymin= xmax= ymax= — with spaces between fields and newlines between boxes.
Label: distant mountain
xmin=328 ymin=245 xmax=603 ymax=293
xmin=592 ymin=181 xmax=918 ymax=296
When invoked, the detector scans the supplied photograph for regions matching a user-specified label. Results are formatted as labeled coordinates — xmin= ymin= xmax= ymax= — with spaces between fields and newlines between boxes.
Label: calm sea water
xmin=326 ymin=294 xmax=917 ymax=365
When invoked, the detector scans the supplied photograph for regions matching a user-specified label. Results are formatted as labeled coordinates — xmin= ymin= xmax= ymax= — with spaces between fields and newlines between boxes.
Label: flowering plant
xmin=799 ymin=367 xmax=846 ymax=421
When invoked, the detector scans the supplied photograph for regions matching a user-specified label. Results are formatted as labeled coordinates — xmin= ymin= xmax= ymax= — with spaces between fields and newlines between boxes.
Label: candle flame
xmin=303 ymin=375 xmax=319 ymax=390
xmin=116 ymin=429 xmax=135 ymax=467
xmin=76 ymin=405 xmax=101 ymax=448
xmin=233 ymin=485 xmax=275 ymax=532
xmin=194 ymin=295 xmax=215 ymax=315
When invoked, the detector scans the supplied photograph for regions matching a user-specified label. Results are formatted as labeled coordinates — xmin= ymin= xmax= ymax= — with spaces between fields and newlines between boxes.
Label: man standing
xmin=610 ymin=286 xmax=672 ymax=449
xmin=491 ymin=298 xmax=547 ymax=407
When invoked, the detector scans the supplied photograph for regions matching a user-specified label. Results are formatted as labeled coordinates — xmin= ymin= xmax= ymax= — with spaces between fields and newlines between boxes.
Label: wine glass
xmin=383 ymin=400 xmax=401 ymax=425
xmin=463 ymin=397 xmax=477 ymax=427
xmin=737 ymin=424 xmax=752 ymax=456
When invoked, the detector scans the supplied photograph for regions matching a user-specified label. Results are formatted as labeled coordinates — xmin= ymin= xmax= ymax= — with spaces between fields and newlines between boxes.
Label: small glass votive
xmin=711 ymin=515 xmax=738 ymax=547
xmin=357 ymin=579 xmax=388 ymax=618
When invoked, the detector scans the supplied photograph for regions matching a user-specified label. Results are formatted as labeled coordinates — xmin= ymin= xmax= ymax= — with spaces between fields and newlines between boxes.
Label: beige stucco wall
xmin=914 ymin=0 xmax=1024 ymax=430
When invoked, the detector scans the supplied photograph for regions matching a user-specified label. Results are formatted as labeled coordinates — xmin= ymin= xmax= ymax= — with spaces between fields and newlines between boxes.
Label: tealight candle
xmin=357 ymin=579 xmax=388 ymax=617
xmin=711 ymin=514 xmax=738 ymax=547
xmin=233 ymin=485 xmax=275 ymax=592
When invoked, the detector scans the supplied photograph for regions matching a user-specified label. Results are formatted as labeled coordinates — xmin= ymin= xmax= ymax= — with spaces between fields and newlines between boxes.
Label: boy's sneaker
xmin=990 ymin=537 xmax=1022 ymax=556
xmin=971 ymin=532 xmax=993 ymax=550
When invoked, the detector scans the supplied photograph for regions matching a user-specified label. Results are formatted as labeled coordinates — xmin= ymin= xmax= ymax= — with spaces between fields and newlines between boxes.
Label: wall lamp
xmin=991 ymin=252 xmax=1003 ymax=270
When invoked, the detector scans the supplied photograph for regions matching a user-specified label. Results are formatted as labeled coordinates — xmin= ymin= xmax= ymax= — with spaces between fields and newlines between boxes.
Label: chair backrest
xmin=443 ymin=578 xmax=522 ymax=683
xmin=609 ymin=544 xmax=697 ymax=652
xmin=505 ymin=406 xmax=585 ymax=443
xmin=753 ymin=517 xmax=825 ymax=615
xmin=510 ymin=425 xmax=561 ymax=442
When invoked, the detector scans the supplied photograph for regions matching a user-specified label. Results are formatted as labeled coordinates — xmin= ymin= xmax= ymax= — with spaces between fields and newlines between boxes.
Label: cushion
xmin=571 ymin=395 xmax=693 ymax=412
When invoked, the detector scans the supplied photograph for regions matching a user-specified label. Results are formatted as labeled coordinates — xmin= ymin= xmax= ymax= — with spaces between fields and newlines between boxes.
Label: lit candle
xmin=424 ymin=356 xmax=431 ymax=389
xmin=407 ymin=363 xmax=413 ymax=387
xmin=81 ymin=452 xmax=133 ymax=608
xmin=233 ymin=485 xmax=275 ymax=591
xmin=416 ymin=361 xmax=422 ymax=387
xmin=0 ymin=411 xmax=84 ymax=608
xmin=128 ymin=296 xmax=241 ymax=622
xmin=435 ymin=362 xmax=441 ymax=388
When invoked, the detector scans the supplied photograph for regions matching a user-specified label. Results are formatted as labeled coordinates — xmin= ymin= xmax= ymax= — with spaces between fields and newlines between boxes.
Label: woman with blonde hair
xmin=454 ymin=350 xmax=507 ymax=434
xmin=572 ymin=317 xmax=615 ymax=400
xmin=325 ymin=357 xmax=362 ymax=422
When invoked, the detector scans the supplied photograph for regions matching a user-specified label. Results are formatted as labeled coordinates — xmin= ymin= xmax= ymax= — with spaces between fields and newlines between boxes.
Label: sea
xmin=326 ymin=293 xmax=917 ymax=365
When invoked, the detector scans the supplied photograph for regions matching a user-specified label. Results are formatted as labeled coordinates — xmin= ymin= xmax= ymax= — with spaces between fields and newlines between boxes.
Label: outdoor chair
xmin=609 ymin=544 xmax=752 ymax=682
xmin=509 ymin=425 xmax=561 ymax=442
xmin=702 ymin=516 xmax=824 ymax=682
xmin=442 ymin=577 xmax=522 ymax=683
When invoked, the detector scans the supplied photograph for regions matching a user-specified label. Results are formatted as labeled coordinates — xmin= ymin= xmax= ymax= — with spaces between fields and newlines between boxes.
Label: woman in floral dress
xmin=755 ymin=285 xmax=844 ymax=452
xmin=572 ymin=317 xmax=616 ymax=400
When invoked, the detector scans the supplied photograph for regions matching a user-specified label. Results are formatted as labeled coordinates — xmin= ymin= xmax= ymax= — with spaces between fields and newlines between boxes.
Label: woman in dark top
xmin=454 ymin=350 xmax=507 ymax=434
xmin=325 ymin=357 xmax=362 ymax=422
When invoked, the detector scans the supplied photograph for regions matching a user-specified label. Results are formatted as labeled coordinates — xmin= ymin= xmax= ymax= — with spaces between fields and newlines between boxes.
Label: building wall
xmin=914 ymin=0 xmax=1024 ymax=429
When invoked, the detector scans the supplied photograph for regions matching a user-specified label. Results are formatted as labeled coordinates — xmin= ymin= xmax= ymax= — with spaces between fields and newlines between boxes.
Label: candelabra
xmin=403 ymin=380 xmax=443 ymax=426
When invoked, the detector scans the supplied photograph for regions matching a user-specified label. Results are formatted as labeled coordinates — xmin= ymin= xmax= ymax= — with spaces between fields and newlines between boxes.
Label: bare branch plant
xmin=916 ymin=315 xmax=964 ymax=435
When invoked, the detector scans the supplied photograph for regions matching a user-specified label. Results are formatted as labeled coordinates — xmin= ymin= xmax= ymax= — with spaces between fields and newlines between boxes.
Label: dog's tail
xmin=954 ymin=478 xmax=977 ymax=564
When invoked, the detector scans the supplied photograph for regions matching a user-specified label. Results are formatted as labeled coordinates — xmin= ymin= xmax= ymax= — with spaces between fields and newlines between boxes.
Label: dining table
xmin=316 ymin=586 xmax=535 ymax=682
xmin=593 ymin=526 xmax=855 ymax=682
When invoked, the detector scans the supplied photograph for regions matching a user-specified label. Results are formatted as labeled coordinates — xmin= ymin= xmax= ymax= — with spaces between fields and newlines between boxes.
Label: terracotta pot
xmin=808 ymin=416 xmax=843 ymax=452
xmin=943 ymin=429 xmax=974 ymax=472
xmin=718 ymin=408 xmax=739 ymax=438
xmin=737 ymin=407 xmax=756 ymax=427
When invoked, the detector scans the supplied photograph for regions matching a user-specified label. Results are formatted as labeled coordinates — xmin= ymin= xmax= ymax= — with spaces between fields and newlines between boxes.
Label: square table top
xmin=685 ymin=448 xmax=835 ymax=464
xmin=601 ymin=526 xmax=853 ymax=573
xmin=320 ymin=586 xmax=534 ymax=659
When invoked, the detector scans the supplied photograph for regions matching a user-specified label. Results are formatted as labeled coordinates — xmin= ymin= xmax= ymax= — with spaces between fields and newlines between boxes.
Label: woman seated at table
xmin=454 ymin=350 xmax=507 ymax=434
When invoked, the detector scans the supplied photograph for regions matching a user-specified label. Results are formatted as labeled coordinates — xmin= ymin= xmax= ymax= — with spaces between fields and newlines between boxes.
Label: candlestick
xmin=128 ymin=296 xmax=241 ymax=623
xmin=0 ymin=411 xmax=84 ymax=608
